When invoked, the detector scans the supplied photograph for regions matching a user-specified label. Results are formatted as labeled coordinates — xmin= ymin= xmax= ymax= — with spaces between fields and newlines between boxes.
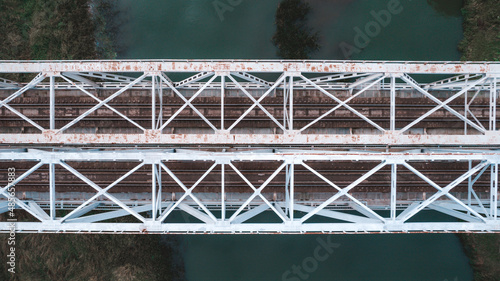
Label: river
xmin=117 ymin=0 xmax=472 ymax=280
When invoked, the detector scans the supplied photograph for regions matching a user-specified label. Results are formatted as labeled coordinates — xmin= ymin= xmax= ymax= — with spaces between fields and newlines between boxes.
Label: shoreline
xmin=0 ymin=0 xmax=498 ymax=280
xmin=458 ymin=233 xmax=500 ymax=281
xmin=459 ymin=0 xmax=500 ymax=61
xmin=0 ymin=209 xmax=185 ymax=280
xmin=458 ymin=1 xmax=500 ymax=280
xmin=0 ymin=1 xmax=182 ymax=279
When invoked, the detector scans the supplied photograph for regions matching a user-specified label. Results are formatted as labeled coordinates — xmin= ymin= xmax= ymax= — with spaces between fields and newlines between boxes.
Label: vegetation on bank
xmin=459 ymin=233 xmax=500 ymax=281
xmin=0 ymin=232 xmax=184 ymax=281
xmin=0 ymin=1 xmax=182 ymax=280
xmin=459 ymin=0 xmax=500 ymax=61
xmin=272 ymin=0 xmax=320 ymax=59
xmin=92 ymin=0 xmax=124 ymax=60
xmin=426 ymin=0 xmax=463 ymax=17
xmin=0 ymin=0 xmax=119 ymax=60
xmin=0 ymin=210 xmax=184 ymax=281
xmin=458 ymin=2 xmax=500 ymax=280
xmin=0 ymin=0 xmax=96 ymax=60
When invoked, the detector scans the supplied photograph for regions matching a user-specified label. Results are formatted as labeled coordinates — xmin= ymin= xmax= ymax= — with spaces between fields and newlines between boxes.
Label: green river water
xmin=118 ymin=0 xmax=472 ymax=280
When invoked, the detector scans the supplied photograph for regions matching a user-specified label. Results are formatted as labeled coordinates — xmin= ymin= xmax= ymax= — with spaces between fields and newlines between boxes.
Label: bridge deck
xmin=0 ymin=60 xmax=499 ymax=233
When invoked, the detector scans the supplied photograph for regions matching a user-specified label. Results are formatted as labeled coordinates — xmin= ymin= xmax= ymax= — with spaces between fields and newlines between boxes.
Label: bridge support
xmin=1 ymin=60 xmax=500 ymax=234
xmin=0 ymin=149 xmax=499 ymax=234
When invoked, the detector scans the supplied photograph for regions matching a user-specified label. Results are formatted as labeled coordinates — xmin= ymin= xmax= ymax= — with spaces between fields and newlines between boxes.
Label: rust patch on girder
xmin=1 ymin=133 xmax=499 ymax=145
xmin=1 ymin=60 xmax=500 ymax=74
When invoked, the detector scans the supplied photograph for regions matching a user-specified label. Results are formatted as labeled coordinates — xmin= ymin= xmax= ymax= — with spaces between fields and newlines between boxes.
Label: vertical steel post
xmin=283 ymin=77 xmax=288 ymax=129
xmin=49 ymin=163 xmax=55 ymax=219
xmin=490 ymin=77 xmax=497 ymax=131
xmin=156 ymin=164 xmax=162 ymax=215
xmin=468 ymin=160 xmax=472 ymax=213
xmin=491 ymin=163 xmax=498 ymax=219
xmin=289 ymin=76 xmax=293 ymax=131
xmin=152 ymin=74 xmax=156 ymax=130
xmin=290 ymin=162 xmax=294 ymax=221
xmin=284 ymin=164 xmax=290 ymax=215
xmin=390 ymin=75 xmax=396 ymax=131
xmin=221 ymin=163 xmax=225 ymax=221
xmin=391 ymin=163 xmax=397 ymax=220
xmin=152 ymin=164 xmax=157 ymax=220
xmin=495 ymin=79 xmax=499 ymax=219
xmin=159 ymin=77 xmax=163 ymax=127
xmin=49 ymin=75 xmax=55 ymax=130
xmin=221 ymin=75 xmax=225 ymax=130
xmin=464 ymin=78 xmax=468 ymax=135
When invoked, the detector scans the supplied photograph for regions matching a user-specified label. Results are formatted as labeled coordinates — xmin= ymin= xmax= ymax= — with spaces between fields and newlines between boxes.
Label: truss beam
xmin=1 ymin=133 xmax=498 ymax=145
xmin=1 ymin=60 xmax=500 ymax=73
xmin=0 ymin=149 xmax=498 ymax=234
xmin=1 ymin=60 xmax=500 ymax=234
xmin=0 ymin=61 xmax=499 ymax=145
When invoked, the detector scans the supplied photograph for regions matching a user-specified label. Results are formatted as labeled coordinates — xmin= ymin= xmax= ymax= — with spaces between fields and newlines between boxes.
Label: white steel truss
xmin=0 ymin=60 xmax=498 ymax=145
xmin=1 ymin=60 xmax=500 ymax=234
xmin=0 ymin=149 xmax=499 ymax=234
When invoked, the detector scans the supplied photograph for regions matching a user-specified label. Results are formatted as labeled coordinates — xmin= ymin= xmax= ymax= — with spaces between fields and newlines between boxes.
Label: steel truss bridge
xmin=0 ymin=60 xmax=499 ymax=234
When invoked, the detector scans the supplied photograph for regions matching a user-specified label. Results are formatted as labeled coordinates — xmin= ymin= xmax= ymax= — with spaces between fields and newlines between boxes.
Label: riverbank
xmin=0 ymin=210 xmax=185 ymax=281
xmin=0 ymin=0 xmax=119 ymax=60
xmin=0 ymin=0 xmax=96 ymax=60
xmin=458 ymin=1 xmax=500 ymax=280
xmin=0 ymin=1 xmax=182 ymax=280
xmin=459 ymin=0 xmax=500 ymax=60
xmin=0 ymin=231 xmax=184 ymax=280
xmin=459 ymin=233 xmax=500 ymax=281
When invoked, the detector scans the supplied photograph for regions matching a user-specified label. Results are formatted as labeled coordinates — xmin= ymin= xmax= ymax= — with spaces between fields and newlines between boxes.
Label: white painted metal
xmin=390 ymin=75 xmax=396 ymax=131
xmin=58 ymin=74 xmax=147 ymax=132
xmin=1 ymin=60 xmax=500 ymax=73
xmin=491 ymin=77 xmax=497 ymax=131
xmin=49 ymin=75 xmax=55 ymax=130
xmin=49 ymin=163 xmax=55 ymax=220
xmin=391 ymin=163 xmax=397 ymax=220
xmin=0 ymin=61 xmax=499 ymax=145
xmin=58 ymin=73 xmax=149 ymax=133
xmin=1 ymin=60 xmax=500 ymax=234
xmin=491 ymin=163 xmax=498 ymax=219
xmin=221 ymin=75 xmax=225 ymax=130
xmin=0 ymin=76 xmax=21 ymax=89
xmin=1 ymin=149 xmax=498 ymax=234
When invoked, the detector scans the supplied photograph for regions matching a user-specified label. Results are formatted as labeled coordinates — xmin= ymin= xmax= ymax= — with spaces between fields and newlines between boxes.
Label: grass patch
xmin=0 ymin=0 xmax=97 ymax=60
xmin=0 ymin=233 xmax=184 ymax=281
xmin=459 ymin=0 xmax=500 ymax=60
xmin=458 ymin=233 xmax=500 ymax=281
xmin=0 ymin=212 xmax=184 ymax=280
xmin=458 ymin=1 xmax=500 ymax=279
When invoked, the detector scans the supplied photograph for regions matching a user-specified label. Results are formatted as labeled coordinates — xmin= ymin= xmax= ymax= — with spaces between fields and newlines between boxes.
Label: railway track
xmin=0 ymin=88 xmax=496 ymax=134
xmin=0 ymin=161 xmax=491 ymax=194
xmin=0 ymin=87 xmax=495 ymax=196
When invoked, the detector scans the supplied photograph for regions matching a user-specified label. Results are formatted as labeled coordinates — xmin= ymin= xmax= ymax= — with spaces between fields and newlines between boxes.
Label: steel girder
xmin=1 ymin=60 xmax=500 ymax=73
xmin=0 ymin=60 xmax=499 ymax=145
xmin=1 ymin=60 xmax=500 ymax=234
xmin=0 ymin=149 xmax=499 ymax=234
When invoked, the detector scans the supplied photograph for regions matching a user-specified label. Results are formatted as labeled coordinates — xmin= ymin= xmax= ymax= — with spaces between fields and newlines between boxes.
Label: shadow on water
xmin=114 ymin=1 xmax=473 ymax=280
xmin=93 ymin=0 xmax=132 ymax=58
xmin=308 ymin=0 xmax=464 ymax=60
xmin=427 ymin=0 xmax=464 ymax=17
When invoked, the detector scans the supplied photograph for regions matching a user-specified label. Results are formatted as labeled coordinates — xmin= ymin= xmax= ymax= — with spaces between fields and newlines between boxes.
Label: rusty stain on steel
xmin=1 ymin=60 xmax=499 ymax=73
xmin=0 ymin=133 xmax=499 ymax=145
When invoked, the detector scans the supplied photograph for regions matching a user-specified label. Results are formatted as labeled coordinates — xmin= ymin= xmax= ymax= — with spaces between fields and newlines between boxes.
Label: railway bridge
xmin=0 ymin=60 xmax=499 ymax=234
